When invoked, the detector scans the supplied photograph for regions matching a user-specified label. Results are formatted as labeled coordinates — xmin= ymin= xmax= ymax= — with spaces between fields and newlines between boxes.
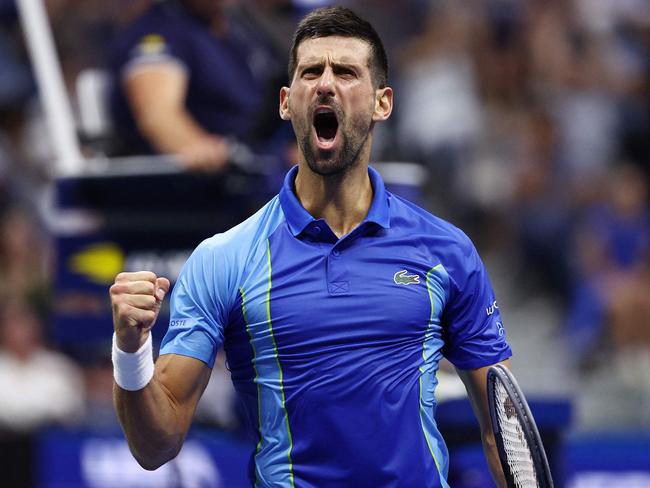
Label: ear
xmin=372 ymin=86 xmax=393 ymax=122
xmin=279 ymin=86 xmax=291 ymax=121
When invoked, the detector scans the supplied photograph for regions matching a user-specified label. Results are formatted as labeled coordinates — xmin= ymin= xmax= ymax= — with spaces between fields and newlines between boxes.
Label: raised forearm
xmin=110 ymin=272 xmax=210 ymax=470
xmin=114 ymin=375 xmax=186 ymax=470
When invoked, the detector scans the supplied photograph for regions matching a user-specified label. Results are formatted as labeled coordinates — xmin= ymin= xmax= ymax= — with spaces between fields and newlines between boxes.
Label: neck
xmin=294 ymin=162 xmax=373 ymax=238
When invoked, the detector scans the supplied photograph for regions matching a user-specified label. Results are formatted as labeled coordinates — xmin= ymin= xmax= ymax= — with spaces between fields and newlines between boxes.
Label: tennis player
xmin=110 ymin=7 xmax=511 ymax=487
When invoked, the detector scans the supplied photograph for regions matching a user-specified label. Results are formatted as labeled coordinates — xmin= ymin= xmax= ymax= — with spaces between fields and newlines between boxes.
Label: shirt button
xmin=313 ymin=226 xmax=321 ymax=233
xmin=332 ymin=249 xmax=340 ymax=257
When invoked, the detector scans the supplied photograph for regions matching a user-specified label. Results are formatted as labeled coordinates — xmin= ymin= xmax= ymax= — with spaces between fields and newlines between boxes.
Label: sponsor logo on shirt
xmin=486 ymin=300 xmax=499 ymax=316
xmin=393 ymin=270 xmax=420 ymax=285
xmin=496 ymin=321 xmax=505 ymax=336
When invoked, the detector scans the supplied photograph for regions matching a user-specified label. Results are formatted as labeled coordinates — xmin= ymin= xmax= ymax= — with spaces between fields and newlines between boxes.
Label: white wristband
xmin=112 ymin=333 xmax=154 ymax=391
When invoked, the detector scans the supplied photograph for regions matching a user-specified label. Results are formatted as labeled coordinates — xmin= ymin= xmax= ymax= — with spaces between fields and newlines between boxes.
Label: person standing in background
xmin=109 ymin=0 xmax=290 ymax=171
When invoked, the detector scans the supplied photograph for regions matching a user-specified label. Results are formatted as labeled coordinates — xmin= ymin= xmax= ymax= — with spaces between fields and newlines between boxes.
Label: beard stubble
xmin=294 ymin=95 xmax=374 ymax=177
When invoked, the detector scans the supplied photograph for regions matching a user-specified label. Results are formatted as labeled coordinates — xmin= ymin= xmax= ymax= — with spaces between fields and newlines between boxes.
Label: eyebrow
xmin=298 ymin=59 xmax=364 ymax=71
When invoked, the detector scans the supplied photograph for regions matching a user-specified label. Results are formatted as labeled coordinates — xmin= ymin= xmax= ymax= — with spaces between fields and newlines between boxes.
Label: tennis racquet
xmin=487 ymin=364 xmax=554 ymax=488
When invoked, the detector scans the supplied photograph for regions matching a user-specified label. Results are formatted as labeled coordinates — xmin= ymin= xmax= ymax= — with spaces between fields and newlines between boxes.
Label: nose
xmin=316 ymin=67 xmax=335 ymax=98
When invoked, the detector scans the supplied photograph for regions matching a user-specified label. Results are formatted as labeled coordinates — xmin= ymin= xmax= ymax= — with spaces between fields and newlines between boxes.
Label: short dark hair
xmin=288 ymin=7 xmax=388 ymax=88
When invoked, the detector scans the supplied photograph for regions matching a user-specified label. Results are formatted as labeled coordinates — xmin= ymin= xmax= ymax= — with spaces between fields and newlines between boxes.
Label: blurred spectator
xmin=476 ymin=0 xmax=528 ymax=106
xmin=0 ymin=206 xmax=51 ymax=308
xmin=394 ymin=0 xmax=482 ymax=201
xmin=0 ymin=299 xmax=85 ymax=430
xmin=607 ymin=252 xmax=650 ymax=422
xmin=0 ymin=0 xmax=34 ymax=114
xmin=0 ymin=299 xmax=85 ymax=486
xmin=108 ymin=0 xmax=291 ymax=171
xmin=568 ymin=164 xmax=650 ymax=428
xmin=528 ymin=1 xmax=619 ymax=183
xmin=510 ymin=107 xmax=574 ymax=296
xmin=0 ymin=0 xmax=41 ymax=201
xmin=566 ymin=164 xmax=649 ymax=367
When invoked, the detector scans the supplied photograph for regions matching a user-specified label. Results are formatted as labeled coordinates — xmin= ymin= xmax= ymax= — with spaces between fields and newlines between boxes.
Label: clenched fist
xmin=110 ymin=271 xmax=170 ymax=353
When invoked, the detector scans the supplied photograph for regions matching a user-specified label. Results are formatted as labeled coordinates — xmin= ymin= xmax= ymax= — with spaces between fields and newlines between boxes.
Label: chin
xmin=306 ymin=156 xmax=355 ymax=177
xmin=298 ymin=130 xmax=365 ymax=177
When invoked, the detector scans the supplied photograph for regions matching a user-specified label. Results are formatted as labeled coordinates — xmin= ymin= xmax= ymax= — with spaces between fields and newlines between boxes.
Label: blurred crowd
xmin=0 ymin=0 xmax=649 ymax=482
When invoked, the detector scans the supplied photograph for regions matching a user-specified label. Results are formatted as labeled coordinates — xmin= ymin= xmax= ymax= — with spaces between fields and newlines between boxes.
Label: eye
xmin=301 ymin=67 xmax=322 ymax=79
xmin=335 ymin=67 xmax=357 ymax=79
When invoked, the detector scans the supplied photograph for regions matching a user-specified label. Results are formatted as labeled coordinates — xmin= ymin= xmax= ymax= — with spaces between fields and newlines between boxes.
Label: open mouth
xmin=313 ymin=108 xmax=339 ymax=143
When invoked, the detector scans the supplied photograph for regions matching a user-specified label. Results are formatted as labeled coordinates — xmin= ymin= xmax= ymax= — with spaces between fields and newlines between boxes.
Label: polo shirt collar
xmin=279 ymin=165 xmax=391 ymax=237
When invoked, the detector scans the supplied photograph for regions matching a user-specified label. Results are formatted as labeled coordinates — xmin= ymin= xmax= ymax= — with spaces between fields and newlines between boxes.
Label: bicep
xmin=123 ymin=64 xmax=188 ymax=119
xmin=155 ymin=353 xmax=211 ymax=427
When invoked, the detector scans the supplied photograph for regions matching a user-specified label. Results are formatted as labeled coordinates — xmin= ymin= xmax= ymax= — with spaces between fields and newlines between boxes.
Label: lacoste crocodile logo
xmin=394 ymin=270 xmax=420 ymax=285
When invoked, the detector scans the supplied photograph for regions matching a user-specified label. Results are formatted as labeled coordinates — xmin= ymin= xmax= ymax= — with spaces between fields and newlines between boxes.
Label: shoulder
xmin=188 ymin=196 xmax=285 ymax=270
xmin=388 ymin=193 xmax=482 ymax=287
xmin=174 ymin=196 xmax=284 ymax=308
xmin=200 ymin=196 xmax=283 ymax=252
xmin=388 ymin=192 xmax=475 ymax=252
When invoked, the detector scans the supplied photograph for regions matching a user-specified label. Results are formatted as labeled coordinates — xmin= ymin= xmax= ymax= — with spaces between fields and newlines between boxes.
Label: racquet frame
xmin=487 ymin=364 xmax=554 ymax=488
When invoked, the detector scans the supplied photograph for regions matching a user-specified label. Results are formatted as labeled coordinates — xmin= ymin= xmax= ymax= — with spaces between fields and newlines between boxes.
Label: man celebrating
xmin=110 ymin=7 xmax=511 ymax=487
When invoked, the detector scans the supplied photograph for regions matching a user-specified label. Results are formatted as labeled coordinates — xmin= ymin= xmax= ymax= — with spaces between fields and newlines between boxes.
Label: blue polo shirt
xmin=161 ymin=166 xmax=512 ymax=487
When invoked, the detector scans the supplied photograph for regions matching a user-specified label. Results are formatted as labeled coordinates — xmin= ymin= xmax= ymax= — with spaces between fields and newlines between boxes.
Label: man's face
xmin=280 ymin=36 xmax=392 ymax=176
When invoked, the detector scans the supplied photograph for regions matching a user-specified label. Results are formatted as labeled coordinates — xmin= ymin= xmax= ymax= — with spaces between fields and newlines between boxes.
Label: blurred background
xmin=0 ymin=0 xmax=648 ymax=486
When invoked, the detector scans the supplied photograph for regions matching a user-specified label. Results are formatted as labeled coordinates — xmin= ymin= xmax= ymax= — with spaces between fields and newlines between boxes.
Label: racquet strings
xmin=494 ymin=379 xmax=539 ymax=487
